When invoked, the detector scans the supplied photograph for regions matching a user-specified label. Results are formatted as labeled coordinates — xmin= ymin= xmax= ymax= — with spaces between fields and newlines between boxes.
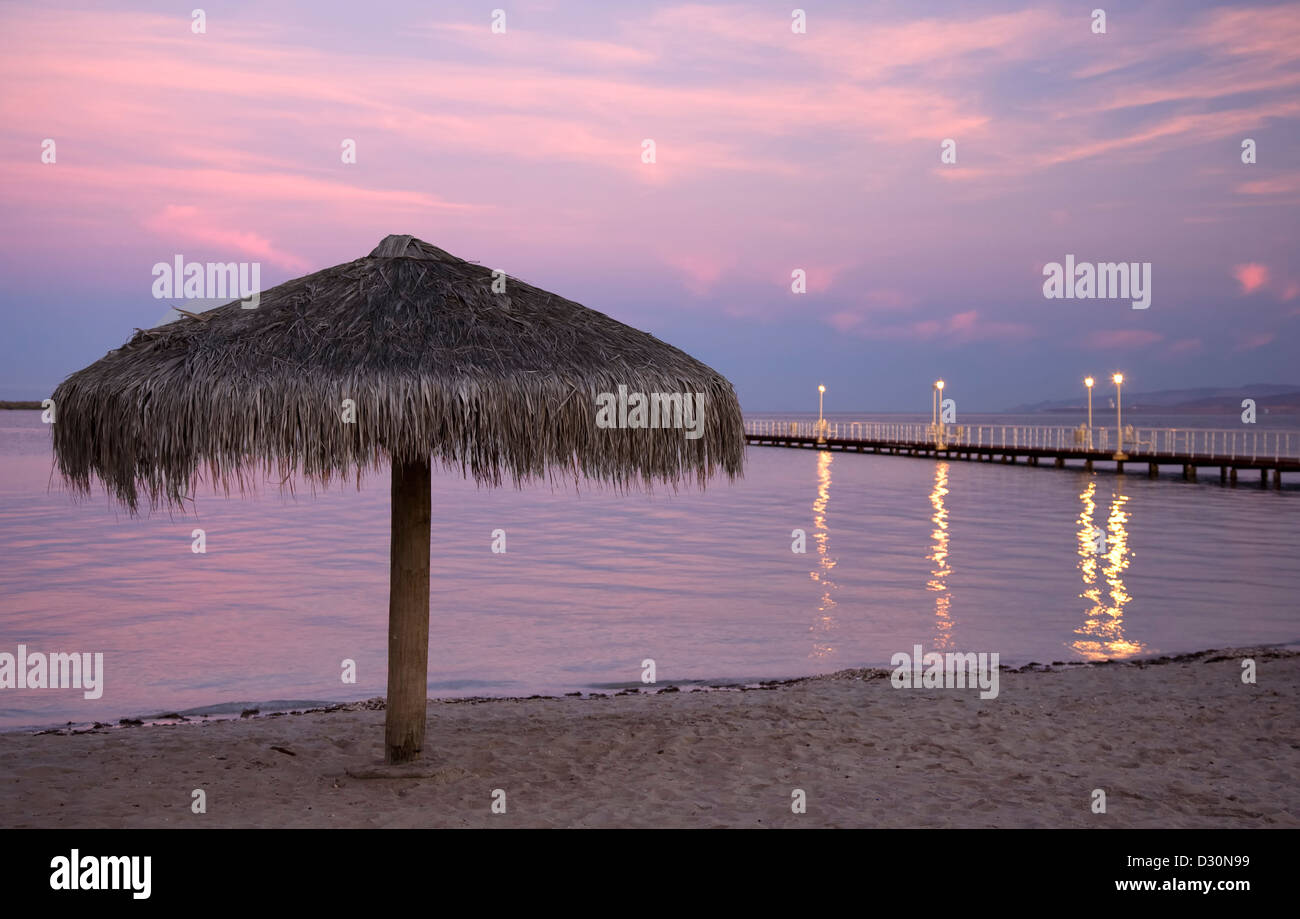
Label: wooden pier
xmin=745 ymin=420 xmax=1299 ymax=488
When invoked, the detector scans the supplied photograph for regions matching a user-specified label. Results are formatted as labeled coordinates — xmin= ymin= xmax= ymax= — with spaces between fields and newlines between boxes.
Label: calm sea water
xmin=1 ymin=410 xmax=1297 ymax=730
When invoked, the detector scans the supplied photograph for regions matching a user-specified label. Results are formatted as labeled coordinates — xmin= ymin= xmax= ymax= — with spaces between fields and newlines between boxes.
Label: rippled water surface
xmin=1 ymin=411 xmax=1297 ymax=729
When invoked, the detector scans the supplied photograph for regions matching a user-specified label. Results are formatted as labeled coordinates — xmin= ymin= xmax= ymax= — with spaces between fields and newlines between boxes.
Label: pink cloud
xmin=1236 ymin=175 xmax=1300 ymax=196
xmin=1167 ymin=338 xmax=1204 ymax=356
xmin=852 ymin=309 xmax=1032 ymax=344
xmin=644 ymin=6 xmax=1075 ymax=85
xmin=780 ymin=263 xmax=854 ymax=295
xmin=419 ymin=21 xmax=659 ymax=67
xmin=826 ymin=311 xmax=864 ymax=332
xmin=801 ymin=266 xmax=847 ymax=295
xmin=934 ymin=166 xmax=993 ymax=182
xmin=1037 ymin=4 xmax=1300 ymax=173
xmin=660 ymin=251 xmax=731 ymax=296
xmin=1233 ymin=263 xmax=1270 ymax=294
xmin=144 ymin=206 xmax=311 ymax=271
xmin=1084 ymin=330 xmax=1164 ymax=349
xmin=1196 ymin=6 xmax=1300 ymax=61
xmin=1234 ymin=332 xmax=1275 ymax=351
xmin=1073 ymin=8 xmax=1300 ymax=112
xmin=1035 ymin=113 xmax=1226 ymax=168
xmin=820 ymin=289 xmax=914 ymax=332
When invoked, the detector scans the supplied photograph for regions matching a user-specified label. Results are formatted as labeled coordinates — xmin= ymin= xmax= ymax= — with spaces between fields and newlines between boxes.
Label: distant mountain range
xmin=1007 ymin=384 xmax=1300 ymax=414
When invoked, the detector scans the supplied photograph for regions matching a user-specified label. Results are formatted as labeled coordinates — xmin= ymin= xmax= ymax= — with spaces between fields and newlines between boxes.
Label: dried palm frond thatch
xmin=52 ymin=234 xmax=743 ymax=512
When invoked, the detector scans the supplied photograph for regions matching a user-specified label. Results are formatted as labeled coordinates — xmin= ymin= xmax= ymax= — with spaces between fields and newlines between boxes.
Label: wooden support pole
xmin=1148 ymin=463 xmax=1158 ymax=478
xmin=1116 ymin=461 xmax=1124 ymax=474
xmin=1085 ymin=459 xmax=1093 ymax=472
xmin=1055 ymin=457 xmax=1064 ymax=468
xmin=1230 ymin=467 xmax=1237 ymax=486
xmin=385 ymin=456 xmax=432 ymax=764
xmin=1273 ymin=468 xmax=1281 ymax=490
xmin=1220 ymin=466 xmax=1227 ymax=484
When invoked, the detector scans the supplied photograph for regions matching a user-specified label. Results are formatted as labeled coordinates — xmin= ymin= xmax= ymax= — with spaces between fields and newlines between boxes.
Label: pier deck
xmin=744 ymin=421 xmax=1299 ymax=487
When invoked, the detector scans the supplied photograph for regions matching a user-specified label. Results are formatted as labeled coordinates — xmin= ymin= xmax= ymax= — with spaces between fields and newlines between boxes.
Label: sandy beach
xmin=1 ymin=647 xmax=1296 ymax=829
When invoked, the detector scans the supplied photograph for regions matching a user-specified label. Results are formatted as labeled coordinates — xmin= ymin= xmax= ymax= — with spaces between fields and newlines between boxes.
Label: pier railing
xmin=744 ymin=420 xmax=1300 ymax=463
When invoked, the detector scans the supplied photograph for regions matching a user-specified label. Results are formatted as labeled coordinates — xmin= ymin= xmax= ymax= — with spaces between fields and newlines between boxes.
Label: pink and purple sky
xmin=2 ymin=0 xmax=1297 ymax=410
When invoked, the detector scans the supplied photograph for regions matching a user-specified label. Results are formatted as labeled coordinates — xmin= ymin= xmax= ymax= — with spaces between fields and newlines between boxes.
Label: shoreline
xmin=2 ymin=646 xmax=1295 ymax=828
xmin=9 ymin=641 xmax=1299 ymax=737
xmin=8 ymin=641 xmax=1300 ymax=737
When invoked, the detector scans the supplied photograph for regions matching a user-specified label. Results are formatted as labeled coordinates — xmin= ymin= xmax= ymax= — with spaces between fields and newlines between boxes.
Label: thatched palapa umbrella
xmin=52 ymin=235 xmax=745 ymax=763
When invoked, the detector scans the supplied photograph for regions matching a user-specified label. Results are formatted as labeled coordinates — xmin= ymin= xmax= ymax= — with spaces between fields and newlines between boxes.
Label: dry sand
xmin=2 ymin=647 xmax=1296 ymax=828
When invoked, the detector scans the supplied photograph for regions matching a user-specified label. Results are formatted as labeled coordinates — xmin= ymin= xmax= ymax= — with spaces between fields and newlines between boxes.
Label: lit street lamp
xmin=1112 ymin=373 xmax=1127 ymax=460
xmin=817 ymin=384 xmax=826 ymax=442
xmin=1084 ymin=376 xmax=1095 ymax=449
xmin=932 ymin=379 xmax=945 ymax=446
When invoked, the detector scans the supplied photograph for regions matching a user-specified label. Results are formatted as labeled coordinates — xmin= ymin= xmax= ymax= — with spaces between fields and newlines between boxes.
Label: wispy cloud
xmin=1234 ymin=331 xmax=1275 ymax=351
xmin=1084 ymin=330 xmax=1164 ymax=350
xmin=143 ymin=206 xmax=311 ymax=271
xmin=840 ymin=309 xmax=1034 ymax=344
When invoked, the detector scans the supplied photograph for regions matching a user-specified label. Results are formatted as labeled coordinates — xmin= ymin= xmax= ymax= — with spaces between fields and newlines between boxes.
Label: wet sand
xmin=1 ymin=647 xmax=1295 ymax=828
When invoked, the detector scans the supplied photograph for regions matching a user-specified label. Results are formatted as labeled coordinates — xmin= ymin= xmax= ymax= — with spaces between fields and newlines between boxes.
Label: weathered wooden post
xmin=385 ymin=457 xmax=432 ymax=764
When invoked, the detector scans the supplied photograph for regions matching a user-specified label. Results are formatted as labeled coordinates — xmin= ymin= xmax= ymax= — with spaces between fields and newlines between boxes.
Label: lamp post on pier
xmin=1084 ymin=376 xmax=1095 ymax=449
xmin=1112 ymin=373 xmax=1127 ymax=460
xmin=935 ymin=382 xmax=946 ymax=449
xmin=933 ymin=379 xmax=945 ymax=448
xmin=817 ymin=384 xmax=826 ymax=443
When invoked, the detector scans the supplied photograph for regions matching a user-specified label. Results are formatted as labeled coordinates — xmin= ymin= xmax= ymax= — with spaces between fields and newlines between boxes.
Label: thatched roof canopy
xmin=52 ymin=235 xmax=744 ymax=511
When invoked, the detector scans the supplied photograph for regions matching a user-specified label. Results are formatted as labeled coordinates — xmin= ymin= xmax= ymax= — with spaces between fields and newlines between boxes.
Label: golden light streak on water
xmin=927 ymin=462 xmax=953 ymax=649
xmin=809 ymin=449 xmax=837 ymax=658
xmin=1073 ymin=482 xmax=1144 ymax=660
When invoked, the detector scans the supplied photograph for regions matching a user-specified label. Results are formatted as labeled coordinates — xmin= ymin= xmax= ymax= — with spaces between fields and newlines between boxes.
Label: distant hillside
xmin=0 ymin=401 xmax=42 ymax=410
xmin=1006 ymin=384 xmax=1300 ymax=415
